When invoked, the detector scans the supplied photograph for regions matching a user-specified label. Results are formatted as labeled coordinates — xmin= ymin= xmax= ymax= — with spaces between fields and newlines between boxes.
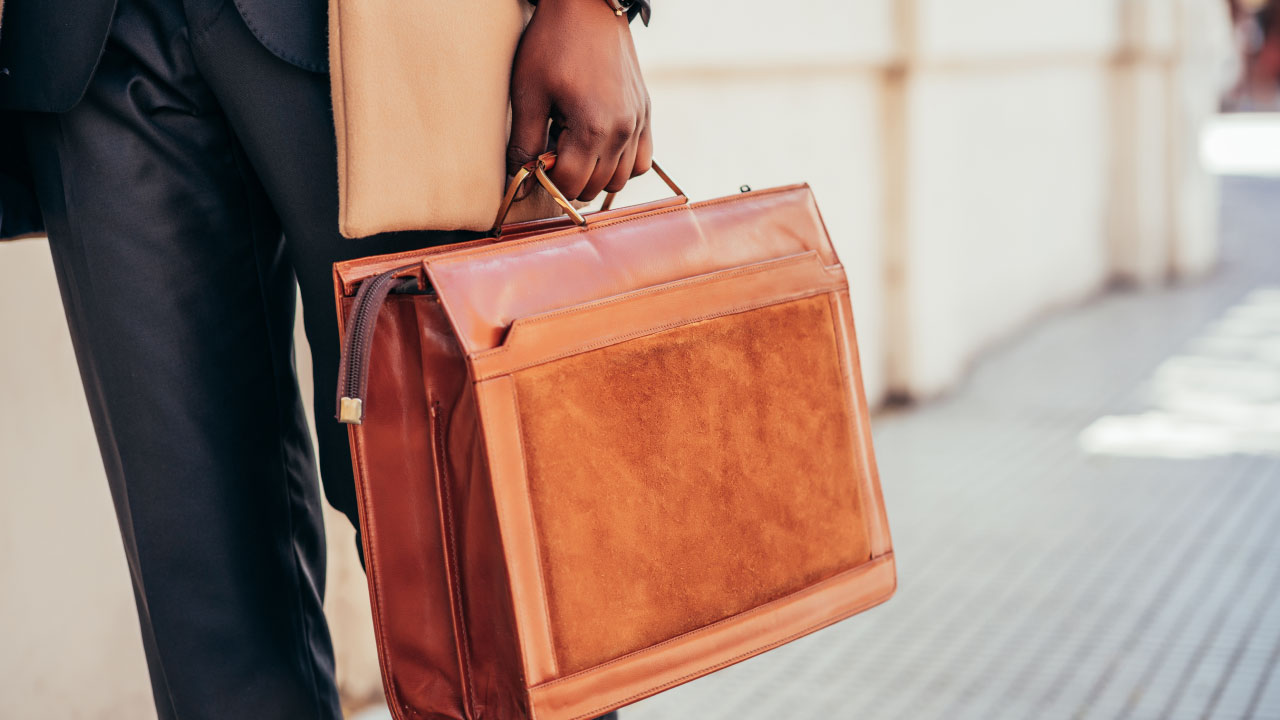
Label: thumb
xmin=508 ymin=89 xmax=552 ymax=178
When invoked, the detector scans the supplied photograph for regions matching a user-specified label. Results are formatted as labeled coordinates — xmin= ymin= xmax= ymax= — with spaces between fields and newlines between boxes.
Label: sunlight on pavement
xmin=1202 ymin=113 xmax=1280 ymax=175
xmin=1080 ymin=288 xmax=1280 ymax=459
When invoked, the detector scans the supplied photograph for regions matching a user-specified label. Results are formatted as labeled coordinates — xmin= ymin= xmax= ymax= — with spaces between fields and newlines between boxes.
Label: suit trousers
xmin=19 ymin=0 xmax=615 ymax=718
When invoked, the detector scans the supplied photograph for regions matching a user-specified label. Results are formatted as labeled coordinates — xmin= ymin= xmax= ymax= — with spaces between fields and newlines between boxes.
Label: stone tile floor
xmin=356 ymin=175 xmax=1280 ymax=720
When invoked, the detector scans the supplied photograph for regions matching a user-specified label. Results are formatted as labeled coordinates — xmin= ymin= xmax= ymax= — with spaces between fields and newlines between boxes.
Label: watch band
xmin=602 ymin=0 xmax=631 ymax=16
xmin=525 ymin=0 xmax=650 ymax=26
xmin=604 ymin=0 xmax=652 ymax=25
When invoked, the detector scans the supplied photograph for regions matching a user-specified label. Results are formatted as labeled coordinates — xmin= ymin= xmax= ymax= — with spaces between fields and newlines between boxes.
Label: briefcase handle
xmin=491 ymin=152 xmax=685 ymax=235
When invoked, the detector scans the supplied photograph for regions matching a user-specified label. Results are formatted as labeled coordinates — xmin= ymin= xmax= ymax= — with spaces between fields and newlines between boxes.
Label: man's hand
xmin=508 ymin=0 xmax=653 ymax=202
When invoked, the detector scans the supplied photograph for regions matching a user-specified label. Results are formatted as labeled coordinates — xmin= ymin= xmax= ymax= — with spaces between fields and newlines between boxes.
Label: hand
xmin=508 ymin=0 xmax=653 ymax=202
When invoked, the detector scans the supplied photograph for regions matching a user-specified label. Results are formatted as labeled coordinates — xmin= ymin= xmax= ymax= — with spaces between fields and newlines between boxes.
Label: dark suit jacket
xmin=0 ymin=0 xmax=328 ymax=113
xmin=0 ymin=0 xmax=328 ymax=238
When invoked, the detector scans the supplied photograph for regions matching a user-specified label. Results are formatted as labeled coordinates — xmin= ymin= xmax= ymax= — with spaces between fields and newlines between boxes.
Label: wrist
xmin=529 ymin=0 xmax=650 ymax=26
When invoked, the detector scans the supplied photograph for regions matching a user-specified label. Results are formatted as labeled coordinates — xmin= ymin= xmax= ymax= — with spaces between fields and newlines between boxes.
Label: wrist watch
xmin=602 ymin=0 xmax=632 ymax=15
xmin=603 ymin=0 xmax=652 ymax=25
xmin=526 ymin=0 xmax=651 ymax=26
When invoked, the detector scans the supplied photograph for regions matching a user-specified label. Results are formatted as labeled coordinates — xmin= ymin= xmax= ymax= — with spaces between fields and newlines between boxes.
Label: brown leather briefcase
xmin=332 ymin=155 xmax=895 ymax=720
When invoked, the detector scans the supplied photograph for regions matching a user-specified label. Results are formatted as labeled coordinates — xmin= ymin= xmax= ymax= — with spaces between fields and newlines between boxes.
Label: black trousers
xmin=18 ymin=0 xmax=525 ymax=717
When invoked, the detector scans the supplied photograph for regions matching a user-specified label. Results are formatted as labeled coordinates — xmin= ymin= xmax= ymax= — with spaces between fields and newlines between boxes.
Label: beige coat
xmin=329 ymin=0 xmax=562 ymax=238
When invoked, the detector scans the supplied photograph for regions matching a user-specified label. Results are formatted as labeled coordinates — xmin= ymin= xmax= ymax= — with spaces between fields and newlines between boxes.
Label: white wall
xmin=0 ymin=241 xmax=155 ymax=718
xmin=890 ymin=63 xmax=1114 ymax=395
xmin=0 ymin=1 xmax=1232 ymax=717
xmin=632 ymin=0 xmax=897 ymax=400
xmin=635 ymin=0 xmax=1228 ymax=399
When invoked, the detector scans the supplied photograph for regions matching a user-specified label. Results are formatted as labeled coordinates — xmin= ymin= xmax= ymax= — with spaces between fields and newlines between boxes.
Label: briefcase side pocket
xmin=464 ymin=248 xmax=891 ymax=692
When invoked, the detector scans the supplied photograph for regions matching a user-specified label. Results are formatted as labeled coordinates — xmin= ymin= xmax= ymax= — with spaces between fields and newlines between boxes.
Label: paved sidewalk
xmin=357 ymin=176 xmax=1280 ymax=720
xmin=624 ymin=178 xmax=1280 ymax=720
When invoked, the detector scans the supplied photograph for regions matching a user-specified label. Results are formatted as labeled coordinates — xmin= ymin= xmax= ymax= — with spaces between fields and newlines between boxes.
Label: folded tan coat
xmin=329 ymin=0 xmax=564 ymax=238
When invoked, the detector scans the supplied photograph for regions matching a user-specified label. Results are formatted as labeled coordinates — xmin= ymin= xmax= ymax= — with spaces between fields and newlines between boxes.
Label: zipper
xmin=336 ymin=264 xmax=419 ymax=424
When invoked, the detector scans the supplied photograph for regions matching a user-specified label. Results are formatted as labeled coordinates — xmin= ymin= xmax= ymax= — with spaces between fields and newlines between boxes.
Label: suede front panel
xmin=511 ymin=294 xmax=871 ymax=675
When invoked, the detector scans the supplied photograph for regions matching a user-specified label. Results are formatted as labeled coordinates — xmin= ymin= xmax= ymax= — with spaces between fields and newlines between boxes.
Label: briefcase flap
xmin=421 ymin=184 xmax=842 ymax=356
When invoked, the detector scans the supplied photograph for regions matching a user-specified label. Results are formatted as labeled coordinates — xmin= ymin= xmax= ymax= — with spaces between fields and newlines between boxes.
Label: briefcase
xmin=332 ymin=155 xmax=895 ymax=720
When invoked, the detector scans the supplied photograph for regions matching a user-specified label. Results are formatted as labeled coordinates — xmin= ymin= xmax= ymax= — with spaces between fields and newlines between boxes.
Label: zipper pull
xmin=336 ymin=264 xmax=419 ymax=425
xmin=338 ymin=397 xmax=364 ymax=424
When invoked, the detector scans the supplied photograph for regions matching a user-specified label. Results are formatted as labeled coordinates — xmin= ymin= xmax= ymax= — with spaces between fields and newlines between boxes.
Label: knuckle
xmin=581 ymin=121 xmax=609 ymax=142
xmin=612 ymin=121 xmax=635 ymax=145
xmin=548 ymin=70 xmax=578 ymax=94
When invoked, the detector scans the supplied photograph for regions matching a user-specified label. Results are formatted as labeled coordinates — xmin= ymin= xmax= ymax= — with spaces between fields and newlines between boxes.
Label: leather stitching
xmin=826 ymin=292 xmax=876 ymax=563
xmin=427 ymin=184 xmax=813 ymax=268
xmin=564 ymin=583 xmax=892 ymax=720
xmin=540 ymin=554 xmax=894 ymax=720
xmin=473 ymin=253 xmax=831 ymax=345
xmin=476 ymin=287 xmax=845 ymax=381
xmin=508 ymin=381 xmax=561 ymax=677
xmin=532 ymin=552 xmax=893 ymax=690
xmin=833 ymin=289 xmax=888 ymax=554
xmin=335 ymin=240 xmax=493 ymax=294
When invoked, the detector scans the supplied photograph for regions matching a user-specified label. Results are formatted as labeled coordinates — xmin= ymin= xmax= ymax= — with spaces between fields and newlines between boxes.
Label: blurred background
xmin=4 ymin=0 xmax=1280 ymax=718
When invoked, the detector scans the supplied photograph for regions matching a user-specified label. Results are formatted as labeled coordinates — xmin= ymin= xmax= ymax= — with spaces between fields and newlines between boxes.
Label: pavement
xmin=356 ymin=174 xmax=1280 ymax=720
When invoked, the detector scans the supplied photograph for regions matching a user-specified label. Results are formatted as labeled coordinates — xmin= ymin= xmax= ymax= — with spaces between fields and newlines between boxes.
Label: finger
xmin=546 ymin=131 xmax=597 ymax=201
xmin=507 ymin=89 xmax=552 ymax=177
xmin=580 ymin=145 xmax=623 ymax=203
xmin=581 ymin=116 xmax=639 ymax=201
xmin=605 ymin=131 xmax=640 ymax=195
xmin=633 ymin=107 xmax=654 ymax=177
